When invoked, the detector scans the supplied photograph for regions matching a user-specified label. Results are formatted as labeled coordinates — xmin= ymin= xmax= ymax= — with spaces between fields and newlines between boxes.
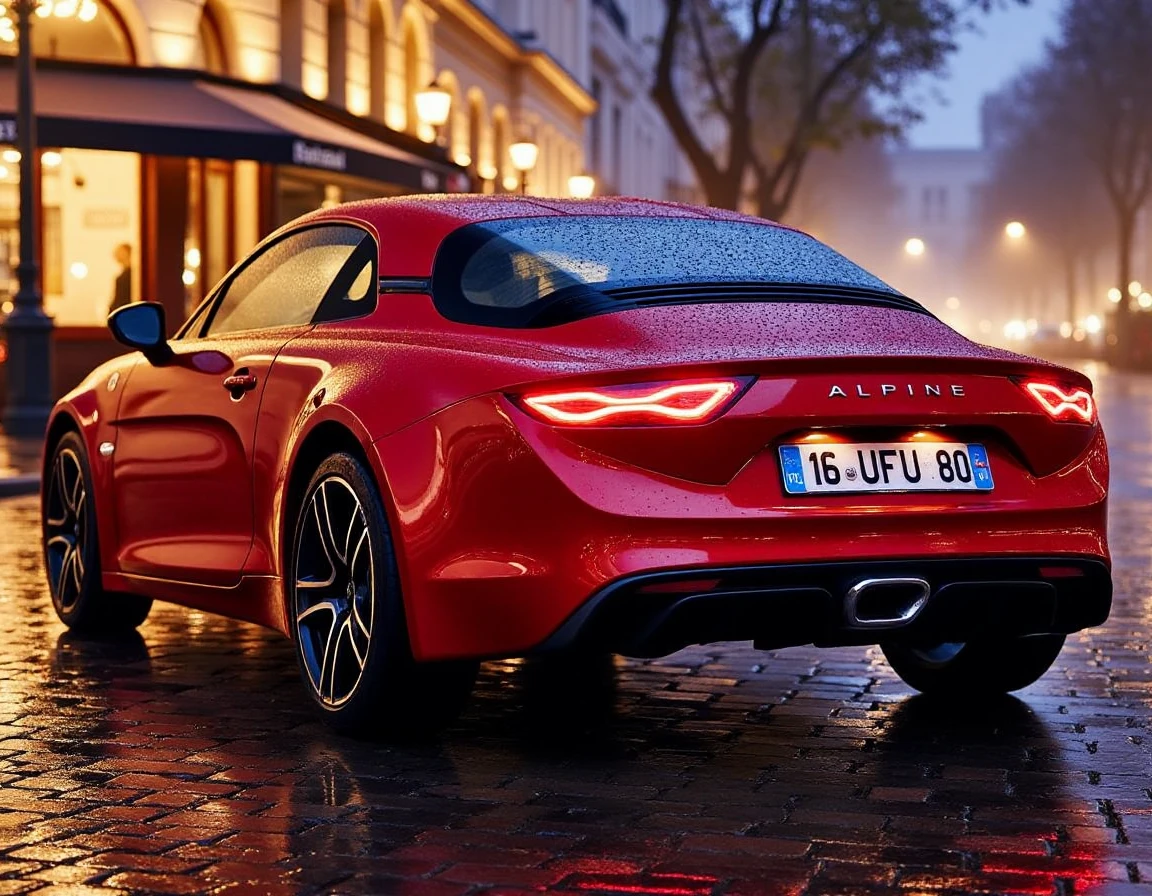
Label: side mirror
xmin=108 ymin=302 xmax=172 ymax=365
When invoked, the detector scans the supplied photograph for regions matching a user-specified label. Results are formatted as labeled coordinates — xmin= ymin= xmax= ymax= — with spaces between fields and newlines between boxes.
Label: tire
xmin=42 ymin=431 xmax=152 ymax=633
xmin=288 ymin=452 xmax=477 ymax=738
xmin=881 ymin=634 xmax=1066 ymax=696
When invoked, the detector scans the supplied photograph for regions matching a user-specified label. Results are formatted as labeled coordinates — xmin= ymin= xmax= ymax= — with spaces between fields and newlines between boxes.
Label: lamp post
xmin=509 ymin=136 xmax=538 ymax=195
xmin=1001 ymin=219 xmax=1030 ymax=320
xmin=903 ymin=237 xmax=925 ymax=257
xmin=414 ymin=78 xmax=452 ymax=146
xmin=567 ymin=172 xmax=596 ymax=199
xmin=1005 ymin=220 xmax=1026 ymax=241
xmin=1 ymin=0 xmax=50 ymax=436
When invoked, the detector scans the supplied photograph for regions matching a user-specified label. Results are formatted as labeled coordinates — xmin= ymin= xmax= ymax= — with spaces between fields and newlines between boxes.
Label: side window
xmin=205 ymin=225 xmax=374 ymax=337
xmin=175 ymin=295 xmax=215 ymax=340
xmin=313 ymin=241 xmax=378 ymax=323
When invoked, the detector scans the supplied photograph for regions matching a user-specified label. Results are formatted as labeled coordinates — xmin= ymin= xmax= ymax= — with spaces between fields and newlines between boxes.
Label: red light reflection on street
xmin=571 ymin=875 xmax=717 ymax=896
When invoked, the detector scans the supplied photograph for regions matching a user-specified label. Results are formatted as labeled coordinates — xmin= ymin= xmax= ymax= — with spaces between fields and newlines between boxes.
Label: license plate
xmin=778 ymin=442 xmax=994 ymax=494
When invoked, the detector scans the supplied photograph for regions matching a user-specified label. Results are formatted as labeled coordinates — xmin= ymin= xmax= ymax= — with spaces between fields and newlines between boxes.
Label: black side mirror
xmin=108 ymin=302 xmax=172 ymax=365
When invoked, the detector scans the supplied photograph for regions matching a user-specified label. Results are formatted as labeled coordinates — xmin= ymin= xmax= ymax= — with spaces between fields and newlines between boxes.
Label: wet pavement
xmin=0 ymin=432 xmax=40 ymax=497
xmin=0 ymin=432 xmax=40 ymax=478
xmin=0 ymin=364 xmax=1149 ymax=895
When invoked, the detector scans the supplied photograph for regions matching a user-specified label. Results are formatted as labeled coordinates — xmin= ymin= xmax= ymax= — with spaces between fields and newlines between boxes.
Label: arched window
xmin=281 ymin=0 xmax=303 ymax=89
xmin=368 ymin=0 xmax=388 ymax=120
xmin=3 ymin=0 xmax=134 ymax=63
xmin=326 ymin=0 xmax=347 ymax=106
xmin=492 ymin=105 xmax=510 ymax=192
xmin=194 ymin=0 xmax=228 ymax=74
xmin=403 ymin=20 xmax=420 ymax=135
xmin=467 ymin=90 xmax=485 ymax=181
xmin=433 ymin=71 xmax=461 ymax=161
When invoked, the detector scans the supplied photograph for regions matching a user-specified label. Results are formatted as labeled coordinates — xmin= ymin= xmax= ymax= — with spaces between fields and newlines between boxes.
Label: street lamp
xmin=1004 ymin=220 xmax=1026 ymax=241
xmin=508 ymin=136 xmax=538 ymax=195
xmin=567 ymin=172 xmax=596 ymax=199
xmin=904 ymin=237 xmax=925 ymax=257
xmin=414 ymin=79 xmax=452 ymax=145
xmin=0 ymin=0 xmax=81 ymax=435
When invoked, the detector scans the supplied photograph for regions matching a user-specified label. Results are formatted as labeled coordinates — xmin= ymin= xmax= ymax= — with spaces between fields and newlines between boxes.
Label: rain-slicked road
xmin=0 ymin=363 xmax=1150 ymax=896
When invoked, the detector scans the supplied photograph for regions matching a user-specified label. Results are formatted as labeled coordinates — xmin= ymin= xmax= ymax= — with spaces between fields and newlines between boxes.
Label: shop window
xmin=184 ymin=159 xmax=236 ymax=317
xmin=0 ymin=148 xmax=142 ymax=326
xmin=205 ymin=225 xmax=371 ymax=336
xmin=43 ymin=206 xmax=63 ymax=298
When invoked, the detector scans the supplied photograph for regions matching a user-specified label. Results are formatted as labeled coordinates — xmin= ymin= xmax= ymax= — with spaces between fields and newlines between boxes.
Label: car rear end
xmin=504 ymin=335 xmax=1108 ymax=660
xmin=380 ymin=214 xmax=1109 ymax=666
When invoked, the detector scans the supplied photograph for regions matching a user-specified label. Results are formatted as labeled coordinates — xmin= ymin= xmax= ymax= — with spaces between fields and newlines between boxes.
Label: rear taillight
xmin=1023 ymin=381 xmax=1096 ymax=423
xmin=518 ymin=377 xmax=751 ymax=426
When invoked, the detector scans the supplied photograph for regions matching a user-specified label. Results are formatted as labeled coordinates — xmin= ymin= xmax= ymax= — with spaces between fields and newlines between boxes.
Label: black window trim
xmin=174 ymin=221 xmax=380 ymax=340
xmin=429 ymin=216 xmax=921 ymax=329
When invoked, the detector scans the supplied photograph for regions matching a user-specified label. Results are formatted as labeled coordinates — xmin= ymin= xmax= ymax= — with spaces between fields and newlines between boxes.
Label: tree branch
xmin=758 ymin=24 xmax=886 ymax=209
xmin=652 ymin=0 xmax=723 ymax=195
xmin=728 ymin=0 xmax=786 ymax=179
xmin=687 ymin=0 xmax=733 ymax=122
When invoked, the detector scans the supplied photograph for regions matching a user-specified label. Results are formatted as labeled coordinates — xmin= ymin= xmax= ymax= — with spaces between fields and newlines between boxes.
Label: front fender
xmin=44 ymin=354 xmax=139 ymax=575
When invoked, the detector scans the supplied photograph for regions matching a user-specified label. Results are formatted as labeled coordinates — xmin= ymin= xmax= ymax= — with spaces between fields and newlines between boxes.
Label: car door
xmin=111 ymin=224 xmax=374 ymax=587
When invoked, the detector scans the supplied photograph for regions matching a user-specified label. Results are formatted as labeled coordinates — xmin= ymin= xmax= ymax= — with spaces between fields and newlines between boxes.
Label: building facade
xmin=476 ymin=0 xmax=706 ymax=204
xmin=0 ymin=0 xmax=595 ymax=408
xmin=882 ymin=147 xmax=991 ymax=331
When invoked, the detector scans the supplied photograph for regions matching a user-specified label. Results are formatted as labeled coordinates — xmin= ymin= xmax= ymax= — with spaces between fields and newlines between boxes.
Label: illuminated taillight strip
xmin=521 ymin=379 xmax=744 ymax=425
xmin=1023 ymin=381 xmax=1095 ymax=423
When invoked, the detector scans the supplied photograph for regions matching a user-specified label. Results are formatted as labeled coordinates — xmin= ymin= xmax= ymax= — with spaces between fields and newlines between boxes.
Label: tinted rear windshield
xmin=430 ymin=216 xmax=918 ymax=327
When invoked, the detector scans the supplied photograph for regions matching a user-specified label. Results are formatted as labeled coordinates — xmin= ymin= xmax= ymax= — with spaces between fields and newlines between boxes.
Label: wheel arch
xmin=42 ymin=407 xmax=87 ymax=522
xmin=43 ymin=408 xmax=83 ymax=472
xmin=282 ymin=420 xmax=374 ymax=549
xmin=279 ymin=416 xmax=417 ymax=642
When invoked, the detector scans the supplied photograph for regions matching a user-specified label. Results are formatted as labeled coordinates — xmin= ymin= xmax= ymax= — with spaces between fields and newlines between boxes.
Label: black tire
xmin=881 ymin=634 xmax=1066 ymax=696
xmin=42 ymin=431 xmax=152 ymax=632
xmin=288 ymin=452 xmax=477 ymax=738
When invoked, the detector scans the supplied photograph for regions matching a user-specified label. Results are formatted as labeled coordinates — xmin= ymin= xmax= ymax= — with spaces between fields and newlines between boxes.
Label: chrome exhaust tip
xmin=845 ymin=577 xmax=931 ymax=627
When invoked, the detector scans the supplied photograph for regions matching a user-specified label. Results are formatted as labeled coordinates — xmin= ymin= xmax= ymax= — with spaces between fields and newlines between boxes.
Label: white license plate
xmin=778 ymin=441 xmax=994 ymax=494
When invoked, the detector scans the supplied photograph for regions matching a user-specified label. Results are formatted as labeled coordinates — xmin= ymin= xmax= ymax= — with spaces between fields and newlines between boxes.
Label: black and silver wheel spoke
xmin=44 ymin=448 xmax=87 ymax=613
xmin=294 ymin=476 xmax=375 ymax=708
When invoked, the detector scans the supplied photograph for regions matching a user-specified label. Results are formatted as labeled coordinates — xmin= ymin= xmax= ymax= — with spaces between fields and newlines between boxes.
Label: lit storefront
xmin=0 ymin=0 xmax=461 ymax=403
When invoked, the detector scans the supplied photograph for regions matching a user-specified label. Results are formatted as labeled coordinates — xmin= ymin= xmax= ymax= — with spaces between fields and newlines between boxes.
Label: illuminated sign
xmin=292 ymin=140 xmax=347 ymax=172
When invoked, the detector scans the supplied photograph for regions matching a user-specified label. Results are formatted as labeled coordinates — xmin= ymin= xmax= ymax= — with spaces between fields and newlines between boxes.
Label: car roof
xmin=295 ymin=195 xmax=794 ymax=277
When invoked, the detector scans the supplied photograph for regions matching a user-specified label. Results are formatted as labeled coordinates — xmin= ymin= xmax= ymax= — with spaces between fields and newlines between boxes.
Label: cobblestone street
xmin=0 ymin=364 xmax=1149 ymax=895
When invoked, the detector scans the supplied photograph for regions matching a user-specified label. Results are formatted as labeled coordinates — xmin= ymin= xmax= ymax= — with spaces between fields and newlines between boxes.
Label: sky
xmin=905 ymin=0 xmax=1063 ymax=149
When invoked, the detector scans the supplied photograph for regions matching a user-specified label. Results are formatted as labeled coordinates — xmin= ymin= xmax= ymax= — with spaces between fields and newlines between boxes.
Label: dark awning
xmin=0 ymin=65 xmax=457 ymax=192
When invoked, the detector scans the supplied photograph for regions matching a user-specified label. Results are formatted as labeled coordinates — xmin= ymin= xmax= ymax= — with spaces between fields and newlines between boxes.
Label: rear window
xmin=430 ymin=216 xmax=916 ymax=327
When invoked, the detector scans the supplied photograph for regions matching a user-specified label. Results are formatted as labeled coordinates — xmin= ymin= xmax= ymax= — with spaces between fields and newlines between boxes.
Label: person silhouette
xmin=107 ymin=243 xmax=132 ymax=315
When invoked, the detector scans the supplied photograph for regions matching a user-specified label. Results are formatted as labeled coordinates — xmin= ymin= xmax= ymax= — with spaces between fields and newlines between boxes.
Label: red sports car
xmin=40 ymin=197 xmax=1110 ymax=736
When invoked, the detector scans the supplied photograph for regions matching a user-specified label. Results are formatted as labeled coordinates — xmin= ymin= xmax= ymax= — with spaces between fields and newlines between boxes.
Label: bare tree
xmin=975 ymin=65 xmax=1110 ymax=327
xmin=652 ymin=0 xmax=1021 ymax=220
xmin=1052 ymin=0 xmax=1152 ymax=340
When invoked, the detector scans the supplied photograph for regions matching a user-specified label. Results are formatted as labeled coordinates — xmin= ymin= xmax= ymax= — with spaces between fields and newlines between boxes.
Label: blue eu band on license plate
xmin=778 ymin=442 xmax=995 ymax=495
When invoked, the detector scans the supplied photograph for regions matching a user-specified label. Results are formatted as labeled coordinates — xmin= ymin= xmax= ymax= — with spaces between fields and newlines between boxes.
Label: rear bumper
xmin=537 ymin=556 xmax=1112 ymax=658
xmin=373 ymin=397 xmax=1110 ymax=662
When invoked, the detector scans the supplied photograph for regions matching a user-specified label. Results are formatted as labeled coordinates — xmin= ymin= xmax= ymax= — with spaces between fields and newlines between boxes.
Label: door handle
xmin=223 ymin=370 xmax=258 ymax=396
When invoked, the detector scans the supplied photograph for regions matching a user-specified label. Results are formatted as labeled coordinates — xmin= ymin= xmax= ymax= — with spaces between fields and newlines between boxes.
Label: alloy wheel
xmin=294 ymin=476 xmax=375 ymax=708
xmin=44 ymin=447 xmax=88 ymax=614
